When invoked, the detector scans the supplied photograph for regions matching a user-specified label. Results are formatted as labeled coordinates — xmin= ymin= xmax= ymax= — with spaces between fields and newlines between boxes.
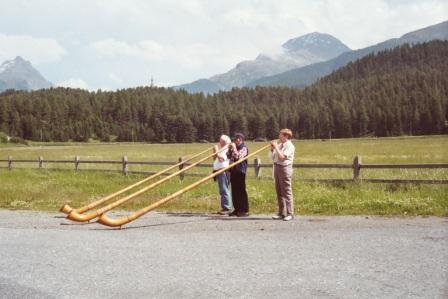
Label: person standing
xmin=213 ymin=135 xmax=233 ymax=215
xmin=227 ymin=133 xmax=249 ymax=217
xmin=269 ymin=129 xmax=295 ymax=221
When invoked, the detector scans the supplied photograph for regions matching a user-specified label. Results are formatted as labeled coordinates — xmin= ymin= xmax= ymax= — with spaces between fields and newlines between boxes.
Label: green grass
xmin=2 ymin=135 xmax=448 ymax=163
xmin=0 ymin=136 xmax=447 ymax=216
xmin=0 ymin=168 xmax=446 ymax=216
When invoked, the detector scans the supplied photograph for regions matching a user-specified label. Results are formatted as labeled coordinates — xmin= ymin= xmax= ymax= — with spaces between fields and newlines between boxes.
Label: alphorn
xmin=65 ymin=145 xmax=231 ymax=222
xmin=97 ymin=143 xmax=272 ymax=227
xmin=60 ymin=146 xmax=213 ymax=215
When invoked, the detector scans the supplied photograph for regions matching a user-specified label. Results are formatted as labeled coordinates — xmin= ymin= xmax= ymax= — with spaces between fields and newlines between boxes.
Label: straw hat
xmin=279 ymin=128 xmax=293 ymax=138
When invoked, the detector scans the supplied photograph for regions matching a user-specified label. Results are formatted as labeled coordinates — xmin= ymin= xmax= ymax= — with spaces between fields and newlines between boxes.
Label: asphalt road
xmin=0 ymin=210 xmax=447 ymax=298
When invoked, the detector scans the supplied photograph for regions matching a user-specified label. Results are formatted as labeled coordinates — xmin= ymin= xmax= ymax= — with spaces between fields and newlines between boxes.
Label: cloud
xmin=91 ymin=38 xmax=223 ymax=68
xmin=108 ymin=73 xmax=123 ymax=84
xmin=275 ymin=0 xmax=448 ymax=49
xmin=223 ymin=6 xmax=272 ymax=28
xmin=0 ymin=33 xmax=66 ymax=65
xmin=173 ymin=43 xmax=221 ymax=68
xmin=92 ymin=38 xmax=165 ymax=62
xmin=1 ymin=0 xmax=446 ymax=88
xmin=57 ymin=78 xmax=89 ymax=90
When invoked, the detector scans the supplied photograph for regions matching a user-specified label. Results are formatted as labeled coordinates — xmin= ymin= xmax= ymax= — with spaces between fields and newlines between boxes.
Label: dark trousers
xmin=230 ymin=170 xmax=249 ymax=213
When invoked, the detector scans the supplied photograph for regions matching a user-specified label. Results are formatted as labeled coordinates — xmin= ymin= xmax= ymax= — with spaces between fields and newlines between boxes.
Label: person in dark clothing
xmin=227 ymin=133 xmax=249 ymax=217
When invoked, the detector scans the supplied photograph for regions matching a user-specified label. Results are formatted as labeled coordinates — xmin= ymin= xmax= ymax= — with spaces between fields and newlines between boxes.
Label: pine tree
xmin=265 ymin=116 xmax=280 ymax=140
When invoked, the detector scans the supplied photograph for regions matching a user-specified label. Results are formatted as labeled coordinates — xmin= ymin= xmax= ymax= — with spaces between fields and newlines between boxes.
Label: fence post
xmin=254 ymin=158 xmax=262 ymax=179
xmin=38 ymin=156 xmax=43 ymax=169
xmin=178 ymin=157 xmax=185 ymax=181
xmin=75 ymin=156 xmax=80 ymax=171
xmin=8 ymin=156 xmax=12 ymax=170
xmin=353 ymin=155 xmax=362 ymax=181
xmin=122 ymin=156 xmax=128 ymax=175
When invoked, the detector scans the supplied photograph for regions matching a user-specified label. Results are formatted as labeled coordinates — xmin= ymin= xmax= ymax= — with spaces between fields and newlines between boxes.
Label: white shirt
xmin=213 ymin=144 xmax=230 ymax=170
xmin=268 ymin=140 xmax=295 ymax=166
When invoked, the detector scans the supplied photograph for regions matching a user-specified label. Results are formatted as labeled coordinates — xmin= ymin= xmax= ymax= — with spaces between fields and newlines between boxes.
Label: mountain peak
xmin=0 ymin=56 xmax=52 ymax=91
xmin=0 ymin=56 xmax=31 ymax=73
xmin=286 ymin=31 xmax=328 ymax=42
xmin=282 ymin=32 xmax=351 ymax=55
xmin=14 ymin=56 xmax=25 ymax=62
xmin=246 ymin=20 xmax=448 ymax=89
xmin=176 ymin=31 xmax=351 ymax=94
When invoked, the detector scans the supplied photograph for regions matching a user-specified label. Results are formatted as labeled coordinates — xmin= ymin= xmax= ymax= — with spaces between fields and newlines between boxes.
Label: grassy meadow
xmin=0 ymin=136 xmax=447 ymax=216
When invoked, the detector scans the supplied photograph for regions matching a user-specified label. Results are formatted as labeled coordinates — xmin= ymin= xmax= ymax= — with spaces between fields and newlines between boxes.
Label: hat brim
xmin=280 ymin=131 xmax=293 ymax=138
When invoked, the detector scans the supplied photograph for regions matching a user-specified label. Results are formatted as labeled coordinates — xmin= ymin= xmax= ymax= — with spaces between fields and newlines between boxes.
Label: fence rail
xmin=1 ymin=155 xmax=447 ymax=184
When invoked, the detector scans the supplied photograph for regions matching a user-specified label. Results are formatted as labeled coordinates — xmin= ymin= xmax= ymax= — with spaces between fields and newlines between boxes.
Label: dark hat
xmin=233 ymin=132 xmax=245 ymax=140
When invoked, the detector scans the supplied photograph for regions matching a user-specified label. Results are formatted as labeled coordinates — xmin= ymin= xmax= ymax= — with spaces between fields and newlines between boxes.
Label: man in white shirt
xmin=213 ymin=135 xmax=233 ymax=215
xmin=268 ymin=129 xmax=295 ymax=221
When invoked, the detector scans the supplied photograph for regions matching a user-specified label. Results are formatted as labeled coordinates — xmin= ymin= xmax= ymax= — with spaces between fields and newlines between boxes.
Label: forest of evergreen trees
xmin=0 ymin=41 xmax=447 ymax=143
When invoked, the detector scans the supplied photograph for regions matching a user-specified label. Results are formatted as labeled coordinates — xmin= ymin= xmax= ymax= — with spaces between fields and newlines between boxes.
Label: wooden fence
xmin=1 ymin=155 xmax=447 ymax=184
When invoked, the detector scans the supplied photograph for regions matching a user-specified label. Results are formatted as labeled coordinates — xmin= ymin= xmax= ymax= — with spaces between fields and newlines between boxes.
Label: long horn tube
xmin=66 ymin=145 xmax=231 ymax=222
xmin=97 ymin=143 xmax=272 ymax=227
xmin=60 ymin=146 xmax=213 ymax=215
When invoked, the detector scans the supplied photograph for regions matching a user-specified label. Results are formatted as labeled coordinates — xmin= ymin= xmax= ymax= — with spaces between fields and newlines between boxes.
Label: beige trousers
xmin=274 ymin=163 xmax=294 ymax=216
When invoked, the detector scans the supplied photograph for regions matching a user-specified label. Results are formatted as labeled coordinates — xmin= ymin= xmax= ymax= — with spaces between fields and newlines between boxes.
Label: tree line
xmin=0 ymin=40 xmax=447 ymax=143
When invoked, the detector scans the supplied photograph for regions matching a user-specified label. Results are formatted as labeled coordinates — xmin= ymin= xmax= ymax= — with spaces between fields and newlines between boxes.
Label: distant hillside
xmin=175 ymin=32 xmax=350 ymax=94
xmin=0 ymin=56 xmax=52 ymax=92
xmin=0 ymin=41 xmax=446 ymax=142
xmin=177 ymin=79 xmax=222 ymax=94
xmin=307 ymin=40 xmax=448 ymax=137
xmin=247 ymin=20 xmax=448 ymax=88
xmin=321 ymin=42 xmax=448 ymax=84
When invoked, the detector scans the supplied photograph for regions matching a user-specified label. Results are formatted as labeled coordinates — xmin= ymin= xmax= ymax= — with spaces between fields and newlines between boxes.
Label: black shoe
xmin=228 ymin=211 xmax=238 ymax=217
xmin=237 ymin=212 xmax=249 ymax=217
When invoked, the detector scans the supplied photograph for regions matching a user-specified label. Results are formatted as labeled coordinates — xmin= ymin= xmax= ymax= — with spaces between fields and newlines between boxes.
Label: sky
xmin=0 ymin=0 xmax=447 ymax=90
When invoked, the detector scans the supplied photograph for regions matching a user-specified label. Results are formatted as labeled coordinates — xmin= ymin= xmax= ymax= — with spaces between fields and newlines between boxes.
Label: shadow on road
xmin=60 ymin=221 xmax=97 ymax=226
xmin=88 ymin=219 xmax=204 ymax=231
xmin=165 ymin=212 xmax=274 ymax=221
